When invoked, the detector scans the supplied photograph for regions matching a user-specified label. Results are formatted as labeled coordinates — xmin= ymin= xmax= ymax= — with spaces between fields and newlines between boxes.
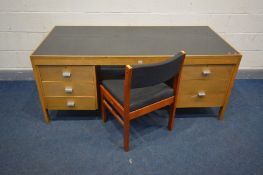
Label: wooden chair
xmin=100 ymin=51 xmax=186 ymax=151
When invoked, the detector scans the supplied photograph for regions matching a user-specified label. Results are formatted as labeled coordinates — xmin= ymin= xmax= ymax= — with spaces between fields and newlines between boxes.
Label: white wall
xmin=0 ymin=0 xmax=262 ymax=69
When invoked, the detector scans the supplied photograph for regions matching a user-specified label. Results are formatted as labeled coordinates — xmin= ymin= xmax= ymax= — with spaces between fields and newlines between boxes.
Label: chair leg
xmin=100 ymin=89 xmax=107 ymax=122
xmin=168 ymin=103 xmax=176 ymax=131
xmin=123 ymin=119 xmax=130 ymax=152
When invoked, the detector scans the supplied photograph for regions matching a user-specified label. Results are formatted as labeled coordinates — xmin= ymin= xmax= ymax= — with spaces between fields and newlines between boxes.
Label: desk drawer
xmin=177 ymin=93 xmax=225 ymax=107
xmin=181 ymin=65 xmax=233 ymax=80
xmin=45 ymin=97 xmax=97 ymax=110
xmin=177 ymin=79 xmax=229 ymax=107
xmin=179 ymin=79 xmax=229 ymax=94
xmin=39 ymin=66 xmax=95 ymax=82
xmin=42 ymin=81 xmax=96 ymax=97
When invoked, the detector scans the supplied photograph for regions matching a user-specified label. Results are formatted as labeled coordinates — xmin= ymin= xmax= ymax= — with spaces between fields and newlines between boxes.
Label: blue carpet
xmin=0 ymin=80 xmax=262 ymax=175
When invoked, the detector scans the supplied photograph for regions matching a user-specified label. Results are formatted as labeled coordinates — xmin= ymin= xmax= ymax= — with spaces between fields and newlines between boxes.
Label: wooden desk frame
xmin=31 ymin=54 xmax=241 ymax=123
xmin=30 ymin=26 xmax=242 ymax=123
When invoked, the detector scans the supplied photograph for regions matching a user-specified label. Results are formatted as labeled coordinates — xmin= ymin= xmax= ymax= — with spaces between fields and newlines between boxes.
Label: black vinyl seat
xmin=102 ymin=80 xmax=173 ymax=111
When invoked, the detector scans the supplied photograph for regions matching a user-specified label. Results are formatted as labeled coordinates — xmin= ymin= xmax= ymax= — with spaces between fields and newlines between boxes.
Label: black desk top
xmin=33 ymin=26 xmax=238 ymax=56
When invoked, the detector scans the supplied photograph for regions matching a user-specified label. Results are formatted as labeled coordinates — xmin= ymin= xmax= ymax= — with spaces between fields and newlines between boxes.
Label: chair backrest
xmin=130 ymin=51 xmax=185 ymax=88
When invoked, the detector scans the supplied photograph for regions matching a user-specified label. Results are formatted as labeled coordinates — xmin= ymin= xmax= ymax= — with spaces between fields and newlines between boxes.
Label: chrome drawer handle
xmin=198 ymin=91 xmax=206 ymax=97
xmin=202 ymin=69 xmax=211 ymax=76
xmin=64 ymin=87 xmax=73 ymax=93
xmin=62 ymin=71 xmax=71 ymax=78
xmin=67 ymin=101 xmax=75 ymax=107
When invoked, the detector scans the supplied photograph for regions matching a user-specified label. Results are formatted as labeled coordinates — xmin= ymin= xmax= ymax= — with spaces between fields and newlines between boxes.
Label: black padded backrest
xmin=131 ymin=52 xmax=185 ymax=88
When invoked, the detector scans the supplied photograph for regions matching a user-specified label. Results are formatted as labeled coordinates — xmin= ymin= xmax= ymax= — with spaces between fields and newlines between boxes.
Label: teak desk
xmin=31 ymin=26 xmax=242 ymax=123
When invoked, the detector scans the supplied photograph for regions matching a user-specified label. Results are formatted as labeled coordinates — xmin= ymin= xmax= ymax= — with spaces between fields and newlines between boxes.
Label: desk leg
xmin=42 ymin=109 xmax=50 ymax=123
xmin=218 ymin=106 xmax=226 ymax=120
xmin=31 ymin=63 xmax=50 ymax=123
xmin=218 ymin=57 xmax=241 ymax=120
